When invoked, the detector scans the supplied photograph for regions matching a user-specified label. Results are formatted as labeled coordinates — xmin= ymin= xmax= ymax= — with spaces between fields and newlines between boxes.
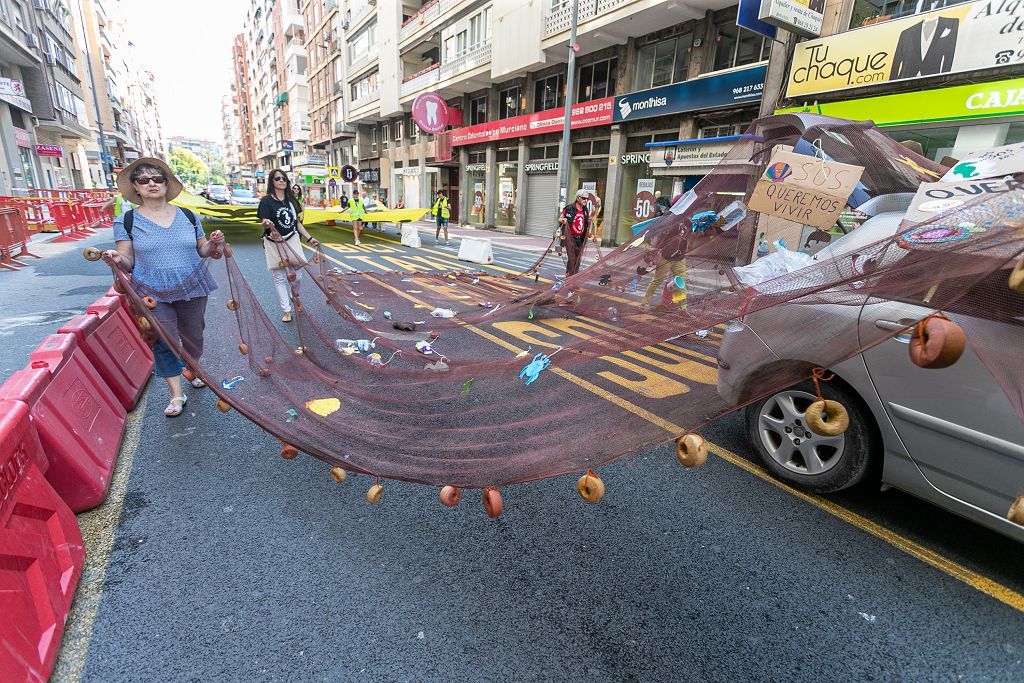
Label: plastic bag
xmin=732 ymin=245 xmax=815 ymax=287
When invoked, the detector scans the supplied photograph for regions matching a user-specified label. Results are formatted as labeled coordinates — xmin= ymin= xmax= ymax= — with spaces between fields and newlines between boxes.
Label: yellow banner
xmin=787 ymin=1 xmax=1023 ymax=98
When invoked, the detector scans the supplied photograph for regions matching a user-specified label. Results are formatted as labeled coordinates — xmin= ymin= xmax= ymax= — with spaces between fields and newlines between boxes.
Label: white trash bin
xmin=400 ymin=223 xmax=421 ymax=248
xmin=458 ymin=236 xmax=493 ymax=264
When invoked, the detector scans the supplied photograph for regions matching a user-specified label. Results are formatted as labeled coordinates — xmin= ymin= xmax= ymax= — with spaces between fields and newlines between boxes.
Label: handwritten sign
xmin=902 ymin=177 xmax=1023 ymax=227
xmin=747 ymin=148 xmax=864 ymax=229
xmin=941 ymin=141 xmax=1024 ymax=182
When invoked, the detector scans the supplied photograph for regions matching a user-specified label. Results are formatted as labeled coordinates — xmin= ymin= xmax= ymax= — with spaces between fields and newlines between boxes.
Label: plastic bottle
xmin=756 ymin=232 xmax=770 ymax=258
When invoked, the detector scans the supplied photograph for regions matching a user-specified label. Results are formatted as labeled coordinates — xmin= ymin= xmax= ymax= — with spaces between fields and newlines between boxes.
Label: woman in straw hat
xmin=103 ymin=157 xmax=225 ymax=417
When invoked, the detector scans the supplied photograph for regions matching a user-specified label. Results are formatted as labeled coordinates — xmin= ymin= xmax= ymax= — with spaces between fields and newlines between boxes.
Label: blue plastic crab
xmin=519 ymin=353 xmax=552 ymax=386
xmin=690 ymin=210 xmax=721 ymax=234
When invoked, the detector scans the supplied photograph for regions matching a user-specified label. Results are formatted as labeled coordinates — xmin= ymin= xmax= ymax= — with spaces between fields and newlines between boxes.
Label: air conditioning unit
xmin=342 ymin=20 xmax=349 ymax=30
xmin=25 ymin=33 xmax=39 ymax=48
xmin=43 ymin=49 xmax=56 ymax=65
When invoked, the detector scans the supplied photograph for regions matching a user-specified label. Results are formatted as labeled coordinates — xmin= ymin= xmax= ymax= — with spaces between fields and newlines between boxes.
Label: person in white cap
xmin=557 ymin=189 xmax=600 ymax=276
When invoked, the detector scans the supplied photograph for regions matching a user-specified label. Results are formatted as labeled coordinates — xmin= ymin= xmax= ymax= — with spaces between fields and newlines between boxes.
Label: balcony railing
xmin=400 ymin=0 xmax=441 ymax=42
xmin=350 ymin=90 xmax=380 ymax=112
xmin=439 ymin=40 xmax=490 ymax=81
xmin=545 ymin=0 xmax=603 ymax=36
xmin=400 ymin=63 xmax=440 ymax=97
xmin=349 ymin=46 xmax=378 ymax=72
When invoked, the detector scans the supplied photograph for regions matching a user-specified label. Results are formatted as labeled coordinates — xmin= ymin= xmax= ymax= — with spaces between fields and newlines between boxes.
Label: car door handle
xmin=875 ymin=319 xmax=916 ymax=332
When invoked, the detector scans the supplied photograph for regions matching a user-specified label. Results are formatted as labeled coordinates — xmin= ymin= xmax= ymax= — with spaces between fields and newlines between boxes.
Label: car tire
xmin=744 ymin=378 xmax=880 ymax=493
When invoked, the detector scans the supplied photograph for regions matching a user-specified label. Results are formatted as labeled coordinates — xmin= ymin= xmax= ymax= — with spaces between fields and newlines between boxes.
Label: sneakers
xmin=354 ymin=239 xmax=361 ymax=246
xmin=282 ymin=312 xmax=293 ymax=323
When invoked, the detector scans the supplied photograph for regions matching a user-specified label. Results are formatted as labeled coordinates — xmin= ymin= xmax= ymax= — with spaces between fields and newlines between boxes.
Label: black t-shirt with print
xmin=258 ymin=194 xmax=300 ymax=239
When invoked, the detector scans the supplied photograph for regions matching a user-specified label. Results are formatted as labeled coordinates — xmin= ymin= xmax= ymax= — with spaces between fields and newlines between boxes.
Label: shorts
xmin=436 ymin=215 xmax=449 ymax=228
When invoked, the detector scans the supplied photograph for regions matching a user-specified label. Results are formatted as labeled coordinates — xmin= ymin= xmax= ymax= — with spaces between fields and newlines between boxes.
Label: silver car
xmin=717 ymin=195 xmax=1024 ymax=543
xmin=230 ymin=189 xmax=260 ymax=207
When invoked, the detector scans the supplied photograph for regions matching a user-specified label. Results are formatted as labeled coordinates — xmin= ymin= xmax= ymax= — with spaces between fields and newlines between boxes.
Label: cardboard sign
xmin=747 ymin=148 xmax=864 ymax=229
xmin=902 ymin=177 xmax=1023 ymax=227
xmin=941 ymin=141 xmax=1024 ymax=182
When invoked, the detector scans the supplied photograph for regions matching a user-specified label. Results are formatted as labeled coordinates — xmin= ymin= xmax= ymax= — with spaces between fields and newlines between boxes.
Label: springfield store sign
xmin=450 ymin=98 xmax=613 ymax=146
xmin=788 ymin=0 xmax=1024 ymax=98
xmin=613 ymin=64 xmax=766 ymax=122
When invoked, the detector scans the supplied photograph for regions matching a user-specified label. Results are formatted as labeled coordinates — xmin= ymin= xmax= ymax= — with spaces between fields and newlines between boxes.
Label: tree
xmin=168 ymin=147 xmax=209 ymax=188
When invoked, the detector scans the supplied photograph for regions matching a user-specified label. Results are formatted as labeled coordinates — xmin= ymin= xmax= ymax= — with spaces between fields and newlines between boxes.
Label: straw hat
xmin=117 ymin=157 xmax=183 ymax=204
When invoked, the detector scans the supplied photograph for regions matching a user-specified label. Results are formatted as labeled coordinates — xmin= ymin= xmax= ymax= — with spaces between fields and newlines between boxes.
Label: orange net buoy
xmin=330 ymin=466 xmax=348 ymax=483
xmin=280 ymin=443 xmax=299 ymax=460
xmin=675 ymin=434 xmax=708 ymax=468
xmin=909 ymin=315 xmax=965 ymax=369
xmin=439 ymin=485 xmax=462 ymax=507
xmin=367 ymin=482 xmax=384 ymax=504
xmin=805 ymin=400 xmax=849 ymax=436
xmin=482 ymin=487 xmax=503 ymax=518
xmin=142 ymin=296 xmax=158 ymax=310
xmin=576 ymin=470 xmax=605 ymax=503
xmin=216 ymin=399 xmax=231 ymax=413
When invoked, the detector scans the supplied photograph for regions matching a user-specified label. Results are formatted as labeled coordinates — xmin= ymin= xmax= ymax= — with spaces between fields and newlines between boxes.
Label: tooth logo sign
xmin=412 ymin=92 xmax=450 ymax=135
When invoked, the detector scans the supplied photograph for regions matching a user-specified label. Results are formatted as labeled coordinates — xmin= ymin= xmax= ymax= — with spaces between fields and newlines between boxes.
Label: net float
xmin=257 ymin=368 xmax=271 ymax=378
xmin=226 ymin=299 xmax=239 ymax=311
xmin=287 ymin=272 xmax=297 ymax=282
xmin=295 ymin=346 xmax=304 ymax=355
xmin=576 ymin=470 xmax=605 ymax=503
xmin=1008 ymin=496 xmax=1024 ymax=525
xmin=909 ymin=316 xmax=965 ymax=369
xmin=482 ymin=487 xmax=503 ymax=518
xmin=367 ymin=482 xmax=384 ymax=504
xmin=675 ymin=433 xmax=708 ymax=468
xmin=278 ymin=259 xmax=287 ymax=269
xmin=210 ymin=248 xmax=222 ymax=260
xmin=83 ymin=246 xmax=102 ymax=261
xmin=265 ymin=356 xmax=275 ymax=365
xmin=330 ymin=466 xmax=348 ymax=483
xmin=280 ymin=443 xmax=299 ymax=460
xmin=141 ymin=296 xmax=157 ymax=309
xmin=136 ymin=315 xmax=151 ymax=331
xmin=1010 ymin=259 xmax=1024 ymax=292
xmin=312 ymin=256 xmax=321 ymax=264
xmin=429 ymin=331 xmax=439 ymax=340
xmin=439 ymin=485 xmax=462 ymax=507
xmin=805 ymin=400 xmax=849 ymax=437
xmin=141 ymin=330 xmax=158 ymax=345
xmin=239 ymin=342 xmax=250 ymax=355
xmin=216 ymin=399 xmax=231 ymax=413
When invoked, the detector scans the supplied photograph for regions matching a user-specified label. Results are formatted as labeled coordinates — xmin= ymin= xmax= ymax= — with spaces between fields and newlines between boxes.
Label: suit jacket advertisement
xmin=787 ymin=0 xmax=1024 ymax=98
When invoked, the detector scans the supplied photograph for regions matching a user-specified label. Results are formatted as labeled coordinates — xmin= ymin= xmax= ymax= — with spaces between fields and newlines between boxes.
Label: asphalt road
xmin=3 ymin=220 xmax=1022 ymax=682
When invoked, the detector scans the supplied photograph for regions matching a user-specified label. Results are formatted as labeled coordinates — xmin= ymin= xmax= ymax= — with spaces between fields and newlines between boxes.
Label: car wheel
xmin=744 ymin=379 xmax=879 ymax=493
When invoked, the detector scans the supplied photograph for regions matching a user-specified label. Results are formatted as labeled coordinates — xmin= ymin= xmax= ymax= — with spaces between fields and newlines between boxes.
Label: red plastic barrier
xmin=0 ymin=399 xmax=84 ymax=682
xmin=0 ymin=206 xmax=39 ymax=271
xmin=59 ymin=296 xmax=153 ymax=410
xmin=48 ymin=202 xmax=88 ymax=242
xmin=0 ymin=333 xmax=127 ymax=512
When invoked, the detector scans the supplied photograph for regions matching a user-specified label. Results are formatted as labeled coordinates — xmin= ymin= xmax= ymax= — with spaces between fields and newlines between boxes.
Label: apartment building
xmin=324 ymin=0 xmax=774 ymax=243
xmin=0 ymin=0 xmax=95 ymax=192
xmin=236 ymin=0 xmax=314 ymax=189
xmin=230 ymin=33 xmax=256 ymax=183
xmin=222 ymin=90 xmax=244 ymax=186
xmin=778 ymin=0 xmax=1024 ymax=164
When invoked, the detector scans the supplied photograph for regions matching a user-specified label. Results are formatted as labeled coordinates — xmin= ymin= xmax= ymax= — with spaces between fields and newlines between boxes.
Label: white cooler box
xmin=400 ymin=223 xmax=421 ymax=248
xmin=458 ymin=236 xmax=493 ymax=264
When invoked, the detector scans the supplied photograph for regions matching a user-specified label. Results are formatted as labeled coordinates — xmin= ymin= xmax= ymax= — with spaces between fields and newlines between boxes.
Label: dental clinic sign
xmin=612 ymin=64 xmax=767 ymax=123
xmin=787 ymin=0 xmax=1024 ymax=98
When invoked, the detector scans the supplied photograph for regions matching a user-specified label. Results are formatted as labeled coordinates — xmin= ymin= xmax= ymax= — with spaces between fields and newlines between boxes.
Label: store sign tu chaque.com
xmin=787 ymin=0 xmax=1024 ymax=98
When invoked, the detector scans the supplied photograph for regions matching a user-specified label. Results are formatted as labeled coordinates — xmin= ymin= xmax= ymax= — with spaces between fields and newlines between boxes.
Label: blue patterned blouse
xmin=113 ymin=208 xmax=218 ymax=303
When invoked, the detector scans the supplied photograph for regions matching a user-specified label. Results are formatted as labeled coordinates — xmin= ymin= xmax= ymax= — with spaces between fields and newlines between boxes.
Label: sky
xmin=121 ymin=0 xmax=248 ymax=144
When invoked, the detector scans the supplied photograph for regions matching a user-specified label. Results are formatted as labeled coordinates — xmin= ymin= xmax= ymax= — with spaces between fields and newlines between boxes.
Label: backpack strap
xmin=123 ymin=207 xmax=200 ymax=240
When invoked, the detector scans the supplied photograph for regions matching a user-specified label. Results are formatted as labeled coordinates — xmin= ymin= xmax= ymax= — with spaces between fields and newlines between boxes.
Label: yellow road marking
xmin=313 ymin=227 xmax=1024 ymax=613
xmin=53 ymin=390 xmax=148 ymax=682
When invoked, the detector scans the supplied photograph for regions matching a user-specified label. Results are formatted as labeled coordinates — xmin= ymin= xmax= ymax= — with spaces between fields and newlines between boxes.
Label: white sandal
xmin=189 ymin=377 xmax=206 ymax=388
xmin=164 ymin=395 xmax=187 ymax=417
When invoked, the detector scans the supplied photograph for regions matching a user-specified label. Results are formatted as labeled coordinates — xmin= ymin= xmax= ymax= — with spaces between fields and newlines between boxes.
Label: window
xmin=570 ymin=139 xmax=611 ymax=156
xmin=499 ymin=85 xmax=521 ymax=119
xmin=381 ymin=122 xmax=389 ymax=150
xmin=713 ymin=10 xmax=770 ymax=71
xmin=393 ymin=118 xmax=403 ymax=143
xmin=635 ymin=35 xmax=691 ymax=90
xmin=53 ymin=82 xmax=77 ymax=116
xmin=468 ymin=151 xmax=485 ymax=164
xmin=348 ymin=19 xmax=376 ymax=65
xmin=496 ymin=147 xmax=518 ymax=162
xmin=407 ymin=113 xmax=418 ymax=142
xmin=578 ymin=57 xmax=617 ymax=101
xmin=849 ymin=0 xmax=971 ymax=28
xmin=350 ymin=71 xmax=378 ymax=101
xmin=699 ymin=123 xmax=746 ymax=138
xmin=528 ymin=144 xmax=559 ymax=160
xmin=534 ymin=73 xmax=565 ymax=112
xmin=470 ymin=95 xmax=487 ymax=125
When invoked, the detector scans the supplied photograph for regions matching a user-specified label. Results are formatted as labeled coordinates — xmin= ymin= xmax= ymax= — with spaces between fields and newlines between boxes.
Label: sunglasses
xmin=273 ymin=176 xmax=287 ymax=182
xmin=133 ymin=176 xmax=167 ymax=185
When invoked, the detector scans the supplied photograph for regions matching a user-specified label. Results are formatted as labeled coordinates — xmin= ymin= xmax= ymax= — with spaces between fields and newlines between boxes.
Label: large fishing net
xmin=104 ymin=114 xmax=1024 ymax=507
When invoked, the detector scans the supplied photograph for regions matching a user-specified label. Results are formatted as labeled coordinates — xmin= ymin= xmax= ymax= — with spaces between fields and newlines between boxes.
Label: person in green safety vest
xmin=114 ymin=193 xmax=135 ymax=217
xmin=431 ymin=189 xmax=450 ymax=245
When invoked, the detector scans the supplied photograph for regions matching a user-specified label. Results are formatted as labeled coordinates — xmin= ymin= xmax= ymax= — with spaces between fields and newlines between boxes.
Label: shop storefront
xmin=465 ymin=158 xmax=486 ymax=225
xmin=524 ymin=159 xmax=560 ymax=237
xmin=780 ymin=77 xmax=1024 ymax=163
xmin=782 ymin=0 xmax=1024 ymax=161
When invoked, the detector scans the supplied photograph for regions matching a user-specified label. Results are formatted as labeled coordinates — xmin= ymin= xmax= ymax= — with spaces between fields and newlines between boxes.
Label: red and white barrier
xmin=0 ymin=333 xmax=127 ymax=512
xmin=0 ymin=399 xmax=84 ymax=682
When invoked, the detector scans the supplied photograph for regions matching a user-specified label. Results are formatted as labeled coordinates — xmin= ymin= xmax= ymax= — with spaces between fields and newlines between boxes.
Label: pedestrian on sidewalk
xmin=103 ymin=157 xmax=224 ymax=418
xmin=259 ymin=169 xmax=319 ymax=324
xmin=558 ymin=189 xmax=600 ymax=276
xmin=349 ymin=192 xmax=366 ymax=245
xmin=339 ymin=192 xmax=350 ymax=211
xmin=432 ymin=189 xmax=450 ymax=244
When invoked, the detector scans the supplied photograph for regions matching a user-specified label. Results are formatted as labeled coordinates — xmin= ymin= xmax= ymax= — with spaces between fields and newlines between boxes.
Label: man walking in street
xmin=432 ymin=189 xmax=451 ymax=245
xmin=558 ymin=189 xmax=600 ymax=277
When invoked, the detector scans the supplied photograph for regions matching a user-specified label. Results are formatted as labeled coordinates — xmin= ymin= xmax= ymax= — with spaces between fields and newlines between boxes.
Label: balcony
xmin=349 ymin=90 xmax=380 ymax=120
xmin=400 ymin=63 xmax=439 ymax=97
xmin=543 ymin=0 xmax=713 ymax=48
xmin=348 ymin=46 xmax=378 ymax=73
xmin=545 ymin=0 xmax=599 ymax=36
xmin=439 ymin=40 xmax=490 ymax=81
xmin=400 ymin=0 xmax=441 ymax=43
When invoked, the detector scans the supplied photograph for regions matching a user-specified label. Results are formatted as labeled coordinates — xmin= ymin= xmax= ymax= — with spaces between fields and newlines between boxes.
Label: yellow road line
xmin=313 ymin=228 xmax=1024 ymax=613
xmin=53 ymin=389 xmax=148 ymax=682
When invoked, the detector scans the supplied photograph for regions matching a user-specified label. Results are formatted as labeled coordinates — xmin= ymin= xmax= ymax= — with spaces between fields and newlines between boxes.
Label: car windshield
xmin=233 ymin=190 xmax=254 ymax=198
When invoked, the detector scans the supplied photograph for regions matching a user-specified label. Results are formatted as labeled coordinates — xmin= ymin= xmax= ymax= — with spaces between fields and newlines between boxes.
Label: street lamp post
xmin=556 ymin=0 xmax=580 ymax=212
xmin=323 ymin=32 xmax=336 ymax=207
